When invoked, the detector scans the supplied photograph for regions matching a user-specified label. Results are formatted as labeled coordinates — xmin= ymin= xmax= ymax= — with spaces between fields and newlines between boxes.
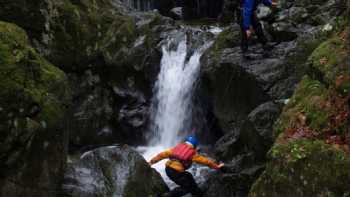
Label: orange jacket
xmin=149 ymin=144 xmax=221 ymax=172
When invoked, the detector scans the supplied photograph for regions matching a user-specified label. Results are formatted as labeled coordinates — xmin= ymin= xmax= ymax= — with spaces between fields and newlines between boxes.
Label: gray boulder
xmin=63 ymin=145 xmax=168 ymax=197
xmin=203 ymin=102 xmax=282 ymax=197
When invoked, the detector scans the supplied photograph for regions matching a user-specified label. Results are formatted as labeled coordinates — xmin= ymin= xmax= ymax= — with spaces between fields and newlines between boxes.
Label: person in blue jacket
xmin=240 ymin=0 xmax=277 ymax=56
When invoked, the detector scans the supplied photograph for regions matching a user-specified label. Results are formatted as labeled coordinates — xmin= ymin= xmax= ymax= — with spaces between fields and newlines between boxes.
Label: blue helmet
xmin=185 ymin=135 xmax=198 ymax=148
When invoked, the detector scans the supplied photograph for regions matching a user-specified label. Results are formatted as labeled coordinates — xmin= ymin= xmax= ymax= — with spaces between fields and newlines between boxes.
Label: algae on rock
xmin=249 ymin=25 xmax=350 ymax=197
xmin=0 ymin=21 xmax=71 ymax=197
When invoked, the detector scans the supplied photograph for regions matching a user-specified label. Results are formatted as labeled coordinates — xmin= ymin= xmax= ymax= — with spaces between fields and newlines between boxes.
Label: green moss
xmin=308 ymin=28 xmax=350 ymax=85
xmin=337 ymin=80 xmax=350 ymax=96
xmin=203 ymin=26 xmax=241 ymax=66
xmin=276 ymin=76 xmax=329 ymax=134
xmin=213 ymin=27 xmax=240 ymax=51
xmin=251 ymin=24 xmax=350 ymax=197
xmin=249 ymin=140 xmax=350 ymax=197
xmin=0 ymin=21 xmax=70 ymax=127
xmin=42 ymin=0 xmax=137 ymax=70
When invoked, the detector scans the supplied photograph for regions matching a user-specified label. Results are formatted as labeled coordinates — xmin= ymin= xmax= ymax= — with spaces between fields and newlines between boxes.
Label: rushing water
xmin=138 ymin=27 xmax=221 ymax=187
xmin=138 ymin=34 xmax=209 ymax=185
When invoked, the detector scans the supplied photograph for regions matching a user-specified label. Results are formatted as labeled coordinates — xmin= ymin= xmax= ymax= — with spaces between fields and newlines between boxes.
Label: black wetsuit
xmin=239 ymin=0 xmax=269 ymax=53
xmin=165 ymin=166 xmax=203 ymax=197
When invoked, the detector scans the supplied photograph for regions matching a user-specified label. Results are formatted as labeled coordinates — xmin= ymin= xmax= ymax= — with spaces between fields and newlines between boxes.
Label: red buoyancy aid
xmin=170 ymin=143 xmax=196 ymax=169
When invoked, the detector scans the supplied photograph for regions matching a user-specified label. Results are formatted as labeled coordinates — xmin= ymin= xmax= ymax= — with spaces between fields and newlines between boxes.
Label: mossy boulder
xmin=274 ymin=76 xmax=329 ymax=135
xmin=0 ymin=21 xmax=71 ymax=197
xmin=307 ymin=27 xmax=350 ymax=87
xmin=249 ymin=25 xmax=350 ymax=197
xmin=0 ymin=0 xmax=176 ymax=148
xmin=249 ymin=140 xmax=350 ymax=197
xmin=63 ymin=146 xmax=168 ymax=197
xmin=0 ymin=0 xmax=137 ymax=71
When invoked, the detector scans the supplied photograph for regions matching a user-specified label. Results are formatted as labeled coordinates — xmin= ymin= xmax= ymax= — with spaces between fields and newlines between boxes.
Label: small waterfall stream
xmin=138 ymin=27 xmax=221 ymax=186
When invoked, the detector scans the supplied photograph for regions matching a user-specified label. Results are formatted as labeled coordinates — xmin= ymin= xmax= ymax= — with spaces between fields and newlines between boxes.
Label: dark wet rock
xmin=204 ymin=164 xmax=265 ymax=197
xmin=200 ymin=1 xmax=349 ymax=192
xmin=170 ymin=7 xmax=184 ymax=20
xmin=203 ymin=102 xmax=282 ymax=197
xmin=0 ymin=0 xmax=178 ymax=148
xmin=154 ymin=0 xmax=175 ymax=17
xmin=0 ymin=21 xmax=71 ymax=197
xmin=63 ymin=145 xmax=168 ymax=197
xmin=215 ymin=102 xmax=283 ymax=162
xmin=200 ymin=0 xmax=348 ymax=134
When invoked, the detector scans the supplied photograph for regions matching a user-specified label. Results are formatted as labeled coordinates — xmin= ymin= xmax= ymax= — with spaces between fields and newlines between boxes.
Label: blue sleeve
xmin=262 ymin=0 xmax=272 ymax=6
xmin=243 ymin=0 xmax=254 ymax=30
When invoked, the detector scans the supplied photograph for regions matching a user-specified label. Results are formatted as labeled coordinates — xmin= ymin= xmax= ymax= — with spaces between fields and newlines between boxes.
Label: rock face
xmin=0 ymin=0 xmax=177 ymax=149
xmin=199 ymin=0 xmax=349 ymax=196
xmin=203 ymin=102 xmax=282 ymax=197
xmin=63 ymin=146 xmax=168 ymax=197
xmin=0 ymin=21 xmax=71 ymax=197
xmin=249 ymin=24 xmax=350 ymax=196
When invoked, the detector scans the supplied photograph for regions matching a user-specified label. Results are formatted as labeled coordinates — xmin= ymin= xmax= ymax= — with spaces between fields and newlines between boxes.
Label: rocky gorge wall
xmin=0 ymin=0 xmax=349 ymax=197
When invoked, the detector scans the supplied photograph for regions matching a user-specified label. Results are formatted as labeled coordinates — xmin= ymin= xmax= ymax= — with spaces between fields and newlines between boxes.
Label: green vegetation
xmin=250 ymin=24 xmax=350 ymax=197
xmin=0 ymin=21 xmax=70 ymax=129
xmin=249 ymin=140 xmax=350 ymax=197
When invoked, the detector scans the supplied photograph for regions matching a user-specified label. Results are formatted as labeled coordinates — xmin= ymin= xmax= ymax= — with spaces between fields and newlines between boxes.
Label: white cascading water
xmin=138 ymin=35 xmax=212 ymax=184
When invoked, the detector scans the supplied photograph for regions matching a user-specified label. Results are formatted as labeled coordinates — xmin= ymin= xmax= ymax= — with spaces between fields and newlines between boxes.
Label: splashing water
xmin=138 ymin=34 xmax=213 ymax=185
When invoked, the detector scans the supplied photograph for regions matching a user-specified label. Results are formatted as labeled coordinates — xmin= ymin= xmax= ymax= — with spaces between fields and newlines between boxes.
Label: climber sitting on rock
xmin=149 ymin=136 xmax=224 ymax=197
xmin=239 ymin=0 xmax=278 ymax=58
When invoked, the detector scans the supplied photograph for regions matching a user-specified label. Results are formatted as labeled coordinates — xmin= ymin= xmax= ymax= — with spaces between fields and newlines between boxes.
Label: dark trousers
xmin=239 ymin=11 xmax=268 ymax=53
xmin=165 ymin=167 xmax=203 ymax=197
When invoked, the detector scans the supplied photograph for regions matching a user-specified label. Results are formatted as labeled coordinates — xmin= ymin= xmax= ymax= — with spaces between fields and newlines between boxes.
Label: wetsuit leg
xmin=239 ymin=9 xmax=249 ymax=53
xmin=251 ymin=13 xmax=268 ymax=45
xmin=165 ymin=167 xmax=203 ymax=197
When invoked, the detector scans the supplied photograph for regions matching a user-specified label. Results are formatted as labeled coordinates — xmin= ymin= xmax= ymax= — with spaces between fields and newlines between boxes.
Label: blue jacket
xmin=242 ymin=0 xmax=272 ymax=30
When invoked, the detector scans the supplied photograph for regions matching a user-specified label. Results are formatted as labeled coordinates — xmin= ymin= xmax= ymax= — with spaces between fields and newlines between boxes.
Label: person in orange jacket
xmin=148 ymin=136 xmax=224 ymax=197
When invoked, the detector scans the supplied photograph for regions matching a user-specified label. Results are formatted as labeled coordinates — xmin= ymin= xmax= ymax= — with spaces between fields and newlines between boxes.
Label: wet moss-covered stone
xmin=0 ymin=21 xmax=69 ymax=127
xmin=0 ymin=0 xmax=138 ymax=71
xmin=250 ymin=24 xmax=350 ymax=197
xmin=274 ymin=76 xmax=329 ymax=135
xmin=308 ymin=28 xmax=350 ymax=85
xmin=0 ymin=21 xmax=70 ymax=197
xmin=63 ymin=146 xmax=168 ymax=197
xmin=249 ymin=140 xmax=350 ymax=197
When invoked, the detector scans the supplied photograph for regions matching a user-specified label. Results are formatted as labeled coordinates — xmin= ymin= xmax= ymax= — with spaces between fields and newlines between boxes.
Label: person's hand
xmin=217 ymin=163 xmax=225 ymax=169
xmin=246 ymin=29 xmax=252 ymax=39
xmin=271 ymin=0 xmax=278 ymax=7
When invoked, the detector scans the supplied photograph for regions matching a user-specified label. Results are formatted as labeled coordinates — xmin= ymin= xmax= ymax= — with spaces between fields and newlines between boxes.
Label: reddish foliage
xmin=339 ymin=31 xmax=347 ymax=42
xmin=325 ymin=135 xmax=344 ymax=145
xmin=284 ymin=126 xmax=317 ymax=140
xmin=335 ymin=75 xmax=349 ymax=88
xmin=284 ymin=77 xmax=350 ymax=154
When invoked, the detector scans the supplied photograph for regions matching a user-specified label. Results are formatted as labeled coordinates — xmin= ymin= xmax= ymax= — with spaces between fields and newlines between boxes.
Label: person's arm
xmin=192 ymin=154 xmax=224 ymax=169
xmin=148 ymin=149 xmax=172 ymax=165
xmin=242 ymin=0 xmax=255 ymax=31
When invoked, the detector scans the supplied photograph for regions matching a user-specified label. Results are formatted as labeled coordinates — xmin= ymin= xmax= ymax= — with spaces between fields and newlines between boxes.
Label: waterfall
xmin=151 ymin=38 xmax=195 ymax=146
xmin=137 ymin=31 xmax=215 ymax=186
